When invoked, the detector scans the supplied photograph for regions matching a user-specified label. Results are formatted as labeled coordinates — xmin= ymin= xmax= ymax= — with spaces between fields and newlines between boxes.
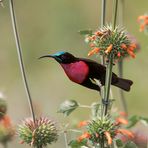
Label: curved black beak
xmin=39 ymin=54 xmax=55 ymax=59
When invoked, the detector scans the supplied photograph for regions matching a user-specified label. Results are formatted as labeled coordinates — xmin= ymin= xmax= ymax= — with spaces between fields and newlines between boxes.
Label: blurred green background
xmin=0 ymin=0 xmax=148 ymax=147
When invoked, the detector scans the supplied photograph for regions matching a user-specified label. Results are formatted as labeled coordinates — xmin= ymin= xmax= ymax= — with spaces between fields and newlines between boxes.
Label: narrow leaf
xmin=78 ymin=29 xmax=92 ymax=35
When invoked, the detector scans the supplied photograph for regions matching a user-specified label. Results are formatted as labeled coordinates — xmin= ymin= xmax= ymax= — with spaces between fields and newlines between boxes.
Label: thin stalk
xmin=118 ymin=60 xmax=128 ymax=115
xmin=100 ymin=0 xmax=106 ymax=65
xmin=64 ymin=131 xmax=69 ymax=148
xmin=79 ymin=104 xmax=91 ymax=109
xmin=9 ymin=0 xmax=36 ymax=122
xmin=103 ymin=56 xmax=113 ymax=115
xmin=103 ymin=0 xmax=118 ymax=116
xmin=100 ymin=0 xmax=106 ymax=122
xmin=118 ymin=0 xmax=128 ymax=115
xmin=112 ymin=0 xmax=118 ymax=29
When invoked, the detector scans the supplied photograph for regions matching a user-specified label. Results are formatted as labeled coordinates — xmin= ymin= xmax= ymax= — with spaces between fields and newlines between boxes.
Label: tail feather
xmin=114 ymin=78 xmax=133 ymax=91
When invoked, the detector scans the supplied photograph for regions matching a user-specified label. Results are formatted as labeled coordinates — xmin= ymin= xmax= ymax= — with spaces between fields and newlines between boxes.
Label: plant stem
xmin=79 ymin=104 xmax=91 ymax=108
xmin=118 ymin=0 xmax=128 ymax=115
xmin=100 ymin=0 xmax=106 ymax=65
xmin=118 ymin=60 xmax=128 ymax=115
xmin=112 ymin=0 xmax=118 ymax=29
xmin=9 ymin=0 xmax=36 ymax=123
xmin=103 ymin=0 xmax=118 ymax=116
xmin=64 ymin=131 xmax=69 ymax=148
xmin=103 ymin=56 xmax=113 ymax=115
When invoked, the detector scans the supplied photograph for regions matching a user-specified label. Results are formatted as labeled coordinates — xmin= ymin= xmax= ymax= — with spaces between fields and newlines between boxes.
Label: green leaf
xmin=68 ymin=139 xmax=87 ymax=148
xmin=139 ymin=116 xmax=148 ymax=126
xmin=123 ymin=141 xmax=138 ymax=148
xmin=115 ymin=139 xmax=123 ymax=147
xmin=78 ymin=29 xmax=92 ymax=35
xmin=58 ymin=100 xmax=79 ymax=116
xmin=126 ymin=115 xmax=140 ymax=128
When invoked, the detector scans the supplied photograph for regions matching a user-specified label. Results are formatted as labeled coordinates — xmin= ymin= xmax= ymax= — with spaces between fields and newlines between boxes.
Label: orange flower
xmin=104 ymin=131 xmax=112 ymax=145
xmin=0 ymin=115 xmax=11 ymax=127
xmin=89 ymin=43 xmax=95 ymax=47
xmin=105 ymin=44 xmax=113 ymax=54
xmin=77 ymin=132 xmax=91 ymax=142
xmin=137 ymin=15 xmax=146 ymax=22
xmin=95 ymin=31 xmax=103 ymax=36
xmin=129 ymin=43 xmax=136 ymax=50
xmin=127 ymin=49 xmax=136 ymax=58
xmin=117 ymin=129 xmax=134 ymax=138
xmin=139 ymin=24 xmax=145 ymax=32
xmin=116 ymin=117 xmax=128 ymax=125
xmin=91 ymin=35 xmax=96 ymax=40
xmin=119 ymin=111 xmax=127 ymax=117
xmin=121 ymin=43 xmax=127 ymax=50
xmin=78 ymin=120 xmax=89 ymax=128
xmin=88 ymin=47 xmax=100 ymax=56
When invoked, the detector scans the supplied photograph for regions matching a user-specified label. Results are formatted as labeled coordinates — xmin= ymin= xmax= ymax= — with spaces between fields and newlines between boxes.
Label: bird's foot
xmin=102 ymin=99 xmax=110 ymax=105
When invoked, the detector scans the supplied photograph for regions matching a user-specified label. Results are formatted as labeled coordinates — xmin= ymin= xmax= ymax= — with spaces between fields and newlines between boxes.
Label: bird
xmin=39 ymin=51 xmax=133 ymax=92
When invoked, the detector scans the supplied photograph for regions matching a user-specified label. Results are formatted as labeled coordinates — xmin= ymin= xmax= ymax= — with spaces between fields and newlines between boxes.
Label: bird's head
xmin=39 ymin=51 xmax=77 ymax=64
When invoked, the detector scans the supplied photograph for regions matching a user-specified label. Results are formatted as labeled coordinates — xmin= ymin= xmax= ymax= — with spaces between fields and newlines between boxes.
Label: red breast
xmin=61 ymin=61 xmax=89 ymax=84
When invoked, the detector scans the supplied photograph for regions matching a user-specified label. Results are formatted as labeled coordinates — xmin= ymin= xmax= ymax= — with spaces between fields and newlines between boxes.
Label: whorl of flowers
xmin=77 ymin=116 xmax=134 ymax=146
xmin=137 ymin=14 xmax=148 ymax=32
xmin=85 ymin=26 xmax=137 ymax=61
xmin=0 ymin=115 xmax=15 ymax=144
xmin=18 ymin=117 xmax=58 ymax=147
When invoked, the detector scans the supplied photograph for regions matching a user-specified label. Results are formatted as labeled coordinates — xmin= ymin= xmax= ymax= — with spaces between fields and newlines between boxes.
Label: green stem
xmin=64 ymin=131 xmax=69 ymax=148
xmin=118 ymin=60 xmax=128 ymax=115
xmin=79 ymin=104 xmax=91 ymax=108
xmin=103 ymin=56 xmax=113 ymax=115
xmin=100 ymin=0 xmax=106 ymax=123
xmin=9 ymin=0 xmax=36 ymax=123
xmin=100 ymin=0 xmax=106 ymax=65
xmin=118 ymin=0 xmax=128 ymax=115
xmin=103 ymin=0 xmax=118 ymax=116
xmin=112 ymin=0 xmax=118 ymax=29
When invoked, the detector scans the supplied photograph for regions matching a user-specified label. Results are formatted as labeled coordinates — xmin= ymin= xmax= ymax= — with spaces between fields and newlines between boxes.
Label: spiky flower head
xmin=0 ymin=98 xmax=7 ymax=119
xmin=85 ymin=25 xmax=137 ymax=61
xmin=86 ymin=116 xmax=118 ymax=146
xmin=0 ymin=115 xmax=15 ymax=144
xmin=18 ymin=117 xmax=58 ymax=147
xmin=76 ymin=116 xmax=134 ymax=147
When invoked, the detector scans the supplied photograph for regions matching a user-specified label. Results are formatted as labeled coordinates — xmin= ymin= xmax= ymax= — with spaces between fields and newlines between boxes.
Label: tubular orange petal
xmin=95 ymin=31 xmax=103 ymax=36
xmin=116 ymin=117 xmax=128 ymax=125
xmin=104 ymin=131 xmax=112 ymax=145
xmin=117 ymin=129 xmax=134 ymax=138
xmin=88 ymin=48 xmax=100 ymax=56
xmin=105 ymin=44 xmax=113 ymax=54
xmin=139 ymin=24 xmax=145 ymax=32
xmin=89 ymin=43 xmax=95 ymax=47
xmin=127 ymin=49 xmax=136 ymax=58
xmin=130 ymin=43 xmax=137 ymax=50
xmin=77 ymin=132 xmax=91 ymax=142
xmin=78 ymin=121 xmax=89 ymax=128
xmin=144 ymin=19 xmax=148 ymax=25
xmin=121 ymin=43 xmax=127 ymax=50
xmin=0 ymin=115 xmax=11 ymax=127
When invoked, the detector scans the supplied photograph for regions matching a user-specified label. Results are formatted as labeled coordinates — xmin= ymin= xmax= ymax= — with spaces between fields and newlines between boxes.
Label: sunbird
xmin=39 ymin=51 xmax=133 ymax=91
